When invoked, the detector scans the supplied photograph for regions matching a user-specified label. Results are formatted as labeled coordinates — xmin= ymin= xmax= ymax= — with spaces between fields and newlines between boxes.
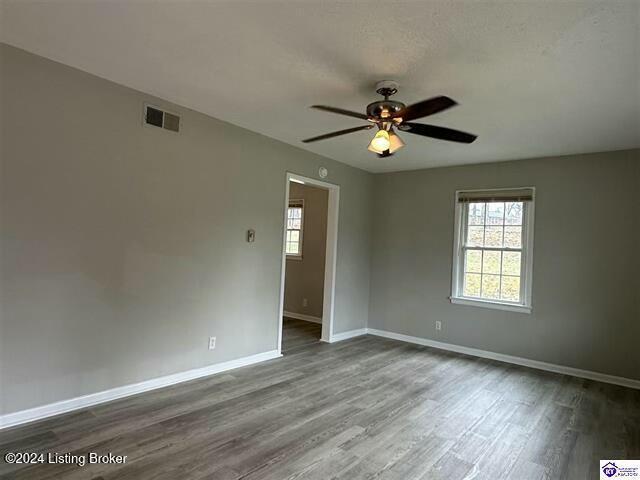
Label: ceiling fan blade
xmin=400 ymin=123 xmax=477 ymax=143
xmin=310 ymin=105 xmax=369 ymax=120
xmin=398 ymin=96 xmax=457 ymax=122
xmin=302 ymin=124 xmax=373 ymax=143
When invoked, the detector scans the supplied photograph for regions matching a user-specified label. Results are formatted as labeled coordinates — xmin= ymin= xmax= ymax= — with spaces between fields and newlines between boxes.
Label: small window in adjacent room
xmin=450 ymin=188 xmax=535 ymax=313
xmin=286 ymin=200 xmax=304 ymax=258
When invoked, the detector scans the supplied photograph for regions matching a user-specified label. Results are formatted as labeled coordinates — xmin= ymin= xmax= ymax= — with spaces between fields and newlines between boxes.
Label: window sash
xmin=460 ymin=247 xmax=525 ymax=305
xmin=451 ymin=191 xmax=534 ymax=311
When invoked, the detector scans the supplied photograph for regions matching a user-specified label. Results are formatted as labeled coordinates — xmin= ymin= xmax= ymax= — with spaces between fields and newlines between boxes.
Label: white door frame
xmin=277 ymin=172 xmax=340 ymax=353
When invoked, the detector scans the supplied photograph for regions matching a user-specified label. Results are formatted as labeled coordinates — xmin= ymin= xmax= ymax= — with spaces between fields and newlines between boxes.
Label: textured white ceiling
xmin=2 ymin=0 xmax=638 ymax=173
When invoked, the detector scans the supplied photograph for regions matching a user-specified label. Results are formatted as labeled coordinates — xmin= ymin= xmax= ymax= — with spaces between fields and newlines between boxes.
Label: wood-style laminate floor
xmin=1 ymin=335 xmax=639 ymax=480
xmin=282 ymin=317 xmax=321 ymax=353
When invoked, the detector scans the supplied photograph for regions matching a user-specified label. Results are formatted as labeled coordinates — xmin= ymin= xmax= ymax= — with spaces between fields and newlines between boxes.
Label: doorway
xmin=277 ymin=173 xmax=339 ymax=354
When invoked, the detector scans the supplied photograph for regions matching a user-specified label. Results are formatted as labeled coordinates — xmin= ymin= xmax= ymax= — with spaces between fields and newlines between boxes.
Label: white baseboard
xmin=366 ymin=328 xmax=640 ymax=390
xmin=0 ymin=350 xmax=282 ymax=430
xmin=329 ymin=328 xmax=368 ymax=343
xmin=4 ymin=328 xmax=636 ymax=431
xmin=283 ymin=311 xmax=322 ymax=324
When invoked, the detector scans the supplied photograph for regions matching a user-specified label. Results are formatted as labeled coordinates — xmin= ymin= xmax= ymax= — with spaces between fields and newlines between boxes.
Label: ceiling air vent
xmin=143 ymin=104 xmax=180 ymax=132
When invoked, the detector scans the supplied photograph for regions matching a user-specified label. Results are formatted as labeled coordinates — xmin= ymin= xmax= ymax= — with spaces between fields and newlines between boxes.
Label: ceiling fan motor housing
xmin=366 ymin=100 xmax=405 ymax=120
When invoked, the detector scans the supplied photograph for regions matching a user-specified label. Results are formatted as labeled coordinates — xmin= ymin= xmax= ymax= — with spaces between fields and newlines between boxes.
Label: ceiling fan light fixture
xmin=367 ymin=143 xmax=383 ymax=154
xmin=388 ymin=128 xmax=405 ymax=153
xmin=369 ymin=129 xmax=390 ymax=153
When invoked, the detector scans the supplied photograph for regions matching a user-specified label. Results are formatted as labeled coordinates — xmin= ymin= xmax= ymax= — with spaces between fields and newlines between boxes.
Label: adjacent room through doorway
xmin=281 ymin=179 xmax=329 ymax=353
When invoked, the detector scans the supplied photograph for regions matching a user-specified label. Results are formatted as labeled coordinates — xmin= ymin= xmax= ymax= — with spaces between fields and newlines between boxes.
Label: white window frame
xmin=286 ymin=199 xmax=304 ymax=260
xmin=450 ymin=187 xmax=535 ymax=314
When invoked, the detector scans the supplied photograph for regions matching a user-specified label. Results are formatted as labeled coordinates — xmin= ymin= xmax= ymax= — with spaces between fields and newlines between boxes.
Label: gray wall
xmin=369 ymin=149 xmax=640 ymax=380
xmin=284 ymin=183 xmax=328 ymax=319
xmin=0 ymin=44 xmax=373 ymax=414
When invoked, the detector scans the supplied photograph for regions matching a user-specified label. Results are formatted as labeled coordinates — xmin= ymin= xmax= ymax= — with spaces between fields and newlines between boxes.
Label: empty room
xmin=0 ymin=1 xmax=639 ymax=479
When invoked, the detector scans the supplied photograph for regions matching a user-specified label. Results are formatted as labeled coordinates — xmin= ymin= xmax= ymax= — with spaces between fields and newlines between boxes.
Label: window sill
xmin=449 ymin=296 xmax=532 ymax=314
xmin=286 ymin=255 xmax=303 ymax=261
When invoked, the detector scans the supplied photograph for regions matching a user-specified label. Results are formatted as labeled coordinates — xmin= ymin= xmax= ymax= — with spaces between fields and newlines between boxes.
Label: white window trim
xmin=286 ymin=199 xmax=304 ymax=259
xmin=450 ymin=187 xmax=535 ymax=314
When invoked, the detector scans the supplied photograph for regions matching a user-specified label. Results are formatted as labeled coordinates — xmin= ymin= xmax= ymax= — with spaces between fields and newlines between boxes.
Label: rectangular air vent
xmin=144 ymin=104 xmax=180 ymax=132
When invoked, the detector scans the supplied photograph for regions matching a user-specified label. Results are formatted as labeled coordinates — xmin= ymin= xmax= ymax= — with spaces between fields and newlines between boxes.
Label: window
xmin=451 ymin=188 xmax=535 ymax=313
xmin=286 ymin=200 xmax=304 ymax=258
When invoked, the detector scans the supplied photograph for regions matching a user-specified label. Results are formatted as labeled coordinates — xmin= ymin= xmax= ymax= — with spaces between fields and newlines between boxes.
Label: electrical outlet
xmin=302 ymin=298 xmax=308 ymax=308
xmin=208 ymin=336 xmax=216 ymax=350
xmin=435 ymin=321 xmax=442 ymax=331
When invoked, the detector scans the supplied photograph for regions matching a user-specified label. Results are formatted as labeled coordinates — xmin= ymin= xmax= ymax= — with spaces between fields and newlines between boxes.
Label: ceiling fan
xmin=302 ymin=81 xmax=477 ymax=157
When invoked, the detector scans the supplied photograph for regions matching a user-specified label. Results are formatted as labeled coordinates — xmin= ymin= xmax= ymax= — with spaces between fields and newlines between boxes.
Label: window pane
xmin=484 ymin=226 xmax=503 ymax=247
xmin=290 ymin=231 xmax=299 ymax=242
xmin=467 ymin=226 xmax=484 ymax=247
xmin=504 ymin=226 xmax=522 ymax=248
xmin=502 ymin=251 xmax=521 ymax=276
xmin=465 ymin=250 xmax=482 ymax=273
xmin=505 ymin=202 xmax=523 ymax=225
xmin=468 ymin=203 xmax=485 ymax=225
xmin=293 ymin=208 xmax=301 ymax=218
xmin=486 ymin=202 xmax=505 ymax=225
xmin=501 ymin=276 xmax=520 ymax=302
xmin=288 ymin=218 xmax=301 ymax=229
xmin=286 ymin=242 xmax=298 ymax=254
xmin=481 ymin=274 xmax=500 ymax=299
xmin=482 ymin=251 xmax=501 ymax=274
xmin=464 ymin=273 xmax=481 ymax=297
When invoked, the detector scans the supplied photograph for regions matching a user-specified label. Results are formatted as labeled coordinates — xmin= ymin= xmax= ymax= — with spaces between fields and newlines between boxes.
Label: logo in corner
xmin=601 ymin=460 xmax=640 ymax=479
xmin=602 ymin=462 xmax=618 ymax=478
